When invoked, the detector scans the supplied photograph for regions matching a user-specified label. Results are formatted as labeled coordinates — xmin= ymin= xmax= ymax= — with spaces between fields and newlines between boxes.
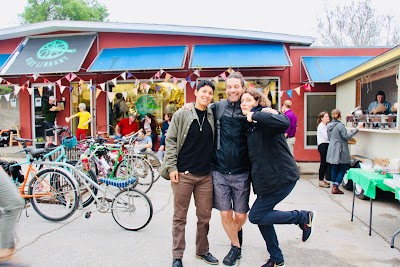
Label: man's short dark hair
xmin=376 ymin=90 xmax=386 ymax=101
xmin=196 ymin=80 xmax=215 ymax=92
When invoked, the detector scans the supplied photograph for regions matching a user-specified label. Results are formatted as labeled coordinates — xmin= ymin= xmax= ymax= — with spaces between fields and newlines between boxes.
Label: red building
xmin=0 ymin=21 xmax=391 ymax=161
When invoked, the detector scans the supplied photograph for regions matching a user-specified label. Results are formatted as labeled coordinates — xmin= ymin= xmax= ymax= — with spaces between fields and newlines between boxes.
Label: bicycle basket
xmin=62 ymin=136 xmax=77 ymax=149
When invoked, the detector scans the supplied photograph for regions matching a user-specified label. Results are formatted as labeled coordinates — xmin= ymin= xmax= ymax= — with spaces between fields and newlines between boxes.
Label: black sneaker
xmin=300 ymin=211 xmax=316 ymax=242
xmin=172 ymin=258 xmax=183 ymax=267
xmin=238 ymin=229 xmax=243 ymax=246
xmin=196 ymin=252 xmax=219 ymax=265
xmin=223 ymin=246 xmax=241 ymax=266
xmin=261 ymin=259 xmax=285 ymax=267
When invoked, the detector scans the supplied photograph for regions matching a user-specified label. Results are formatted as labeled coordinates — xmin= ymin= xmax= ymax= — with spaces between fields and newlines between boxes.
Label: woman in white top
xmin=317 ymin=111 xmax=331 ymax=188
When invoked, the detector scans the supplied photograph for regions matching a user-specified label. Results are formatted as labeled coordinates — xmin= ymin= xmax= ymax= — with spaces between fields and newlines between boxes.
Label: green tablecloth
xmin=345 ymin=168 xmax=395 ymax=199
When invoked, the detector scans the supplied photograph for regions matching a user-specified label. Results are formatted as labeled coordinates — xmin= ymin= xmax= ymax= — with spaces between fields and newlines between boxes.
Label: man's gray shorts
xmin=212 ymin=170 xmax=250 ymax=214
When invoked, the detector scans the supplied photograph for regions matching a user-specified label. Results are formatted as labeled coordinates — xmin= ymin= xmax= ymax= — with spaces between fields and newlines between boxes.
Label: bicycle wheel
xmin=111 ymin=188 xmax=153 ymax=231
xmin=71 ymin=160 xmax=98 ymax=208
xmin=142 ymin=152 xmax=161 ymax=183
xmin=117 ymin=156 xmax=154 ymax=193
xmin=28 ymin=168 xmax=78 ymax=221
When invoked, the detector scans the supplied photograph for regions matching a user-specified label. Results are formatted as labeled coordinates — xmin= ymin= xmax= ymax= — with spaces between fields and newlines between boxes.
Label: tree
xmin=317 ymin=0 xmax=400 ymax=46
xmin=19 ymin=0 xmax=109 ymax=24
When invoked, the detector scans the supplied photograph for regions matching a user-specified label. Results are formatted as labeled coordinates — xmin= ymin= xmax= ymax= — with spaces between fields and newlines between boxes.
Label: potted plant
xmin=35 ymin=136 xmax=46 ymax=149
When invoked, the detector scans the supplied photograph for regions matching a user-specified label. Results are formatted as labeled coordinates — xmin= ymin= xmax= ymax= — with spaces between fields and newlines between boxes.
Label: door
xmin=31 ymin=84 xmax=55 ymax=142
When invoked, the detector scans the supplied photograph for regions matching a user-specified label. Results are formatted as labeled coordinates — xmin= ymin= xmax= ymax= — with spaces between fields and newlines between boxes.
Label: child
xmin=65 ymin=103 xmax=91 ymax=141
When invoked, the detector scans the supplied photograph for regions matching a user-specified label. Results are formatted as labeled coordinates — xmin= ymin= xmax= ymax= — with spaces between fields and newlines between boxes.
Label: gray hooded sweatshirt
xmin=326 ymin=119 xmax=358 ymax=164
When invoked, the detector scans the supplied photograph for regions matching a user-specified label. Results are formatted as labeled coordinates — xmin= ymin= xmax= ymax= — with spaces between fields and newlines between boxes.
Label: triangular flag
xmin=186 ymin=76 xmax=192 ymax=82
xmin=122 ymin=91 xmax=127 ymax=100
xmin=193 ymin=69 xmax=200 ymax=77
xmin=79 ymin=79 xmax=85 ymax=85
xmin=303 ymin=83 xmax=311 ymax=92
xmin=127 ymin=72 xmax=133 ymax=78
xmin=160 ymin=69 xmax=164 ymax=75
xmin=111 ymin=78 xmax=117 ymax=86
xmin=154 ymin=71 xmax=160 ymax=79
xmin=0 ymin=77 xmax=3 ymax=83
xmin=6 ymin=81 xmax=11 ymax=86
xmin=190 ymin=81 xmax=196 ymax=89
xmin=173 ymin=77 xmax=178 ymax=84
xmin=14 ymin=85 xmax=21 ymax=96
xmin=27 ymin=88 xmax=34 ymax=95
xmin=164 ymin=73 xmax=172 ymax=82
xmin=70 ymin=73 xmax=77 ymax=81
xmin=287 ymin=90 xmax=293 ymax=98
xmin=220 ymin=72 xmax=227 ymax=80
xmin=178 ymin=80 xmax=187 ymax=90
xmin=60 ymin=86 xmax=66 ymax=94
xmin=4 ymin=94 xmax=10 ymax=102
xmin=294 ymin=86 xmax=301 ymax=96
xmin=227 ymin=68 xmax=232 ymax=74
xmin=38 ymin=87 xmax=43 ymax=97
xmin=99 ymin=83 xmax=105 ymax=91
xmin=69 ymin=86 xmax=74 ymax=92
xmin=278 ymin=91 xmax=285 ymax=97
xmin=144 ymin=84 xmax=151 ymax=93
xmin=132 ymin=87 xmax=138 ymax=96
xmin=64 ymin=73 xmax=71 ymax=82
xmin=96 ymin=89 xmax=102 ymax=99
xmin=90 ymin=85 xmax=95 ymax=91
xmin=33 ymin=74 xmax=40 ymax=81
xmin=149 ymin=77 xmax=154 ymax=84
xmin=56 ymin=79 xmax=62 ymax=88
xmin=120 ymin=72 xmax=127 ymax=81
xmin=43 ymin=78 xmax=49 ymax=84
xmin=135 ymin=79 xmax=140 ymax=86
xmin=213 ymin=76 xmax=219 ymax=84
xmin=107 ymin=92 xmax=116 ymax=103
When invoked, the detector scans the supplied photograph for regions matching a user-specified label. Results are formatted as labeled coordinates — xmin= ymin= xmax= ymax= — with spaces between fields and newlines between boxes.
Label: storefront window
xmin=305 ymin=93 xmax=336 ymax=147
xmin=71 ymin=83 xmax=91 ymax=136
xmin=0 ymin=85 xmax=20 ymax=130
xmin=108 ymin=81 xmax=184 ymax=134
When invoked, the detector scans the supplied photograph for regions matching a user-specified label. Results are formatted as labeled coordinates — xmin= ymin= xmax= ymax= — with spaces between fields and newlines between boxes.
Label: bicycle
xmin=2 ymin=138 xmax=79 ymax=222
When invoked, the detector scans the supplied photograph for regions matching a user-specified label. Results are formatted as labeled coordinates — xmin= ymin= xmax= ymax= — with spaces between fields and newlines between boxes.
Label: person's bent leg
xmin=171 ymin=173 xmax=195 ymax=260
xmin=0 ymin=171 xmax=25 ymax=250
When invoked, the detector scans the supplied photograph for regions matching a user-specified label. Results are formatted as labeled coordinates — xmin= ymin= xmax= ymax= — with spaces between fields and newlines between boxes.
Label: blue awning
xmin=301 ymin=56 xmax=373 ymax=83
xmin=87 ymin=45 xmax=188 ymax=72
xmin=0 ymin=54 xmax=10 ymax=68
xmin=189 ymin=43 xmax=292 ymax=69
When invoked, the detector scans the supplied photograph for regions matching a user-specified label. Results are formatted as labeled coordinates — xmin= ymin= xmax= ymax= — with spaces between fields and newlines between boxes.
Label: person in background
xmin=281 ymin=100 xmax=297 ymax=157
xmin=0 ymin=170 xmax=25 ymax=262
xmin=240 ymin=88 xmax=315 ymax=267
xmin=42 ymin=95 xmax=58 ymax=147
xmin=157 ymin=113 xmax=172 ymax=160
xmin=114 ymin=113 xmax=138 ymax=140
xmin=65 ymin=103 xmax=91 ymax=141
xmin=326 ymin=109 xmax=361 ymax=194
xmin=140 ymin=113 xmax=158 ymax=151
xmin=160 ymin=80 xmax=217 ymax=267
xmin=367 ymin=90 xmax=391 ymax=114
xmin=114 ymin=93 xmax=129 ymax=122
xmin=317 ymin=111 xmax=331 ymax=188
xmin=134 ymin=129 xmax=152 ymax=153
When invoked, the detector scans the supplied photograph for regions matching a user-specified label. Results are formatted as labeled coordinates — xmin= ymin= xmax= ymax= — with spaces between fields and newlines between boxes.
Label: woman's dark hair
xmin=244 ymin=88 xmax=270 ymax=107
xmin=196 ymin=80 xmax=215 ymax=91
xmin=375 ymin=90 xmax=385 ymax=101
xmin=331 ymin=109 xmax=341 ymax=120
xmin=317 ymin=111 xmax=329 ymax=125
xmin=164 ymin=113 xmax=173 ymax=121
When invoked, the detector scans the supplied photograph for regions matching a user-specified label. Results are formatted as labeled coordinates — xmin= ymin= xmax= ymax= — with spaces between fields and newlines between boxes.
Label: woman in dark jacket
xmin=240 ymin=89 xmax=315 ymax=267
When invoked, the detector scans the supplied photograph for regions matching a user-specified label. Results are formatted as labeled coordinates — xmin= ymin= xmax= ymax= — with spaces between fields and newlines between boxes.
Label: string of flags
xmin=0 ymin=68 xmax=313 ymax=102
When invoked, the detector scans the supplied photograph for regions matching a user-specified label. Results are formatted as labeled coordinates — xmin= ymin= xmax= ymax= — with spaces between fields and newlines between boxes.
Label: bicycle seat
xmin=28 ymin=148 xmax=47 ymax=158
xmin=99 ymin=177 xmax=137 ymax=188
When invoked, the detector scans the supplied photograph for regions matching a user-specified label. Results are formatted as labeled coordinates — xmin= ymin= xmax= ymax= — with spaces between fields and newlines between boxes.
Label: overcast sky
xmin=1 ymin=0 xmax=399 ymax=39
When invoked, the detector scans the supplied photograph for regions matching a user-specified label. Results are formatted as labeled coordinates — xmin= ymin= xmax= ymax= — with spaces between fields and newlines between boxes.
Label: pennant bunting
xmin=111 ymin=78 xmax=117 ymax=86
xmin=69 ymin=86 xmax=74 ymax=92
xmin=64 ymin=73 xmax=71 ymax=82
xmin=164 ymin=73 xmax=172 ymax=82
xmin=99 ymin=83 xmax=105 ymax=91
xmin=227 ymin=68 xmax=232 ymax=74
xmin=193 ymin=69 xmax=200 ymax=77
xmin=96 ymin=89 xmax=102 ymax=99
xmin=14 ymin=85 xmax=21 ymax=96
xmin=278 ymin=91 xmax=285 ymax=97
xmin=32 ymin=74 xmax=39 ymax=81
xmin=304 ymin=83 xmax=311 ymax=92
xmin=70 ymin=73 xmax=77 ymax=81
xmin=178 ymin=80 xmax=187 ymax=90
xmin=155 ymin=71 xmax=160 ymax=79
xmin=4 ymin=94 xmax=10 ymax=102
xmin=144 ymin=84 xmax=151 ymax=93
xmin=38 ymin=87 xmax=43 ymax=97
xmin=27 ymin=88 xmax=34 ymax=95
xmin=287 ymin=89 xmax=293 ymax=98
xmin=79 ymin=79 xmax=84 ymax=85
xmin=294 ymin=86 xmax=301 ymax=96
xmin=122 ymin=91 xmax=127 ymax=100
xmin=220 ymin=72 xmax=227 ymax=80
xmin=127 ymin=72 xmax=133 ymax=78
xmin=107 ymin=92 xmax=116 ymax=103
xmin=173 ymin=77 xmax=178 ymax=84
xmin=135 ymin=79 xmax=140 ymax=86
xmin=56 ymin=79 xmax=62 ymax=88
xmin=149 ymin=77 xmax=154 ymax=84
xmin=90 ymin=85 xmax=95 ymax=91
xmin=190 ymin=81 xmax=196 ymax=89
xmin=160 ymin=69 xmax=165 ymax=75
xmin=120 ymin=72 xmax=127 ymax=80
xmin=0 ymin=77 xmax=3 ymax=83
xmin=213 ymin=76 xmax=219 ymax=84
xmin=132 ymin=87 xmax=138 ymax=96
xmin=6 ymin=81 xmax=11 ymax=86
xmin=60 ymin=86 xmax=66 ymax=94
